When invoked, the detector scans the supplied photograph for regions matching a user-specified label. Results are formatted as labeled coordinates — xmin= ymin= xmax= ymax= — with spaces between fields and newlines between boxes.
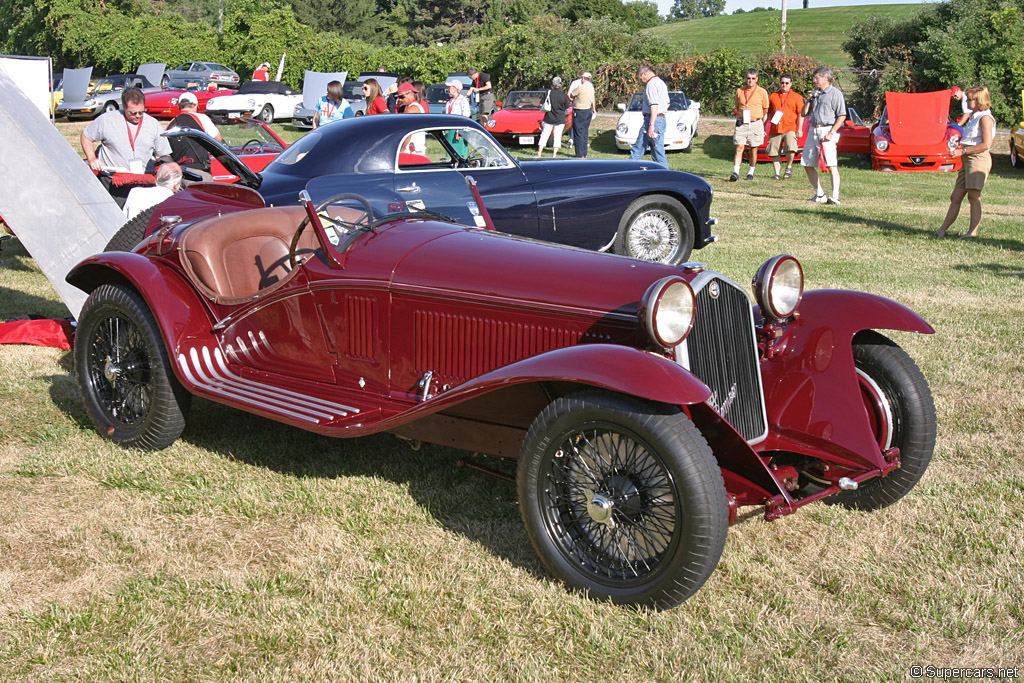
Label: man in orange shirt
xmin=766 ymin=73 xmax=805 ymax=179
xmin=730 ymin=69 xmax=769 ymax=181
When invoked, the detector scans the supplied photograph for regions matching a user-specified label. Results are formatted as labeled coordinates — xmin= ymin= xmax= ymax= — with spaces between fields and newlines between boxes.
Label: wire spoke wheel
xmin=85 ymin=312 xmax=154 ymax=426
xmin=519 ymin=390 xmax=727 ymax=609
xmin=76 ymin=284 xmax=190 ymax=450
xmin=544 ymin=424 xmax=679 ymax=584
xmin=626 ymin=209 xmax=681 ymax=263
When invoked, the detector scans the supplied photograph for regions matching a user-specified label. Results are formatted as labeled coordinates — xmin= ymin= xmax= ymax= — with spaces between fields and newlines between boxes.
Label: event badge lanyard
xmin=741 ymin=85 xmax=758 ymax=124
xmin=324 ymin=100 xmax=336 ymax=121
xmin=126 ymin=117 xmax=145 ymax=174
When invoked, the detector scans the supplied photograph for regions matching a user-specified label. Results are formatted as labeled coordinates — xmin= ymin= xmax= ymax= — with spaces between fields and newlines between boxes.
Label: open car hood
xmin=165 ymin=128 xmax=262 ymax=189
xmin=885 ymin=90 xmax=952 ymax=145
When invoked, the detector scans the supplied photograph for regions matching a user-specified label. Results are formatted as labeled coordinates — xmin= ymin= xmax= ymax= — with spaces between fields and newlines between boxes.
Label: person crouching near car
xmin=122 ymin=162 xmax=182 ymax=220
xmin=313 ymin=80 xmax=353 ymax=128
xmin=934 ymin=86 xmax=995 ymax=239
xmin=167 ymin=91 xmax=222 ymax=182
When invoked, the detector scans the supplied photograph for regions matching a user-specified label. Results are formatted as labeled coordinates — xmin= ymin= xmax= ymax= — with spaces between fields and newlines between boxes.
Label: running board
xmin=177 ymin=344 xmax=361 ymax=425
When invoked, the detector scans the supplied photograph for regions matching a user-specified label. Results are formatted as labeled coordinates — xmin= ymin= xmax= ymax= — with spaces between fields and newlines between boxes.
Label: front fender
xmin=66 ymin=253 xmax=217 ymax=387
xmin=416 ymin=344 xmax=712 ymax=415
xmin=758 ymin=289 xmax=934 ymax=471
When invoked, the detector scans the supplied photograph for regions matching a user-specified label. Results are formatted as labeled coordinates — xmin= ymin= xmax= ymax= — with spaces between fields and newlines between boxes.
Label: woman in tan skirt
xmin=934 ymin=85 xmax=995 ymax=239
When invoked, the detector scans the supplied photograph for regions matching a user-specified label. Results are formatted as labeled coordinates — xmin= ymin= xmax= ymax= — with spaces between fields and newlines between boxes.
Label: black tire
xmin=826 ymin=330 xmax=936 ymax=511
xmin=518 ymin=390 xmax=728 ymax=609
xmin=161 ymin=75 xmax=169 ymax=88
xmin=259 ymin=104 xmax=274 ymax=123
xmin=104 ymin=205 xmax=156 ymax=252
xmin=1011 ymin=140 xmax=1019 ymax=168
xmin=103 ymin=100 xmax=119 ymax=114
xmin=75 ymin=283 xmax=191 ymax=450
xmin=614 ymin=194 xmax=695 ymax=265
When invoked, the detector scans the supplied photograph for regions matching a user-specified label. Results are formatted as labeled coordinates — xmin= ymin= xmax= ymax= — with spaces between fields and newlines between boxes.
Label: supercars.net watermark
xmin=909 ymin=666 xmax=1020 ymax=680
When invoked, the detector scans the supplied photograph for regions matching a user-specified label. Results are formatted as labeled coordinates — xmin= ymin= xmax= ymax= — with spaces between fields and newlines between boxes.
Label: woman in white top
xmin=934 ymin=85 xmax=995 ymax=239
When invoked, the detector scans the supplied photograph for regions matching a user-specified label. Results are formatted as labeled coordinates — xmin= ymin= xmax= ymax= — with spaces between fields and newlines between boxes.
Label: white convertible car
xmin=615 ymin=90 xmax=701 ymax=153
xmin=205 ymin=81 xmax=302 ymax=123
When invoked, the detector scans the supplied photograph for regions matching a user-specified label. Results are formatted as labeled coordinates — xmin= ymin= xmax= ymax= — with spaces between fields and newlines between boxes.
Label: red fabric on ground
xmin=0 ymin=319 xmax=74 ymax=350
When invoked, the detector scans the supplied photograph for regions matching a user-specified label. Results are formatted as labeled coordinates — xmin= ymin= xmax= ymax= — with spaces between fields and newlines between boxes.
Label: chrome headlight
xmin=752 ymin=255 xmax=804 ymax=322
xmin=640 ymin=276 xmax=695 ymax=348
xmin=617 ymin=123 xmax=628 ymax=135
xmin=294 ymin=104 xmax=302 ymax=115
xmin=171 ymin=97 xmax=179 ymax=105
xmin=486 ymin=118 xmax=496 ymax=128
xmin=875 ymin=138 xmax=889 ymax=152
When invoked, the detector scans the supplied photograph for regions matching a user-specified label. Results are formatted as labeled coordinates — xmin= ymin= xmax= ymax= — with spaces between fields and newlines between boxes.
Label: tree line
xmin=2 ymin=0 xmax=1020 ymax=123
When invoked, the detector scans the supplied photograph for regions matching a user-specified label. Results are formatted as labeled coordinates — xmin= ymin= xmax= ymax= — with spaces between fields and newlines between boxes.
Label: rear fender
xmin=66 ymin=253 xmax=217 ymax=387
xmin=758 ymin=289 xmax=934 ymax=471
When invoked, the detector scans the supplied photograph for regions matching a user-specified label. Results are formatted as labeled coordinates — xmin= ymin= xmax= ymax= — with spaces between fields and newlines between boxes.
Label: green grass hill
xmin=647 ymin=4 xmax=928 ymax=68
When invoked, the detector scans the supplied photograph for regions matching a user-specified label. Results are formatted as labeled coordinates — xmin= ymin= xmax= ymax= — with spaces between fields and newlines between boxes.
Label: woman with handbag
xmin=537 ymin=76 xmax=570 ymax=158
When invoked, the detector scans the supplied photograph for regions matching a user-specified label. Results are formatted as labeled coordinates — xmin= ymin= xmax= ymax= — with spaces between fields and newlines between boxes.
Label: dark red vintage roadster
xmin=66 ymin=180 xmax=935 ymax=609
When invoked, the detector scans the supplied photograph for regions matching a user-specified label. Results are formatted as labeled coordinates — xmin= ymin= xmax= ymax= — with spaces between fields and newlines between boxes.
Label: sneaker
xmin=827 ymin=196 xmax=841 ymax=205
xmin=745 ymin=173 xmax=755 ymax=180
xmin=807 ymin=194 xmax=827 ymax=204
xmin=728 ymin=172 xmax=739 ymax=182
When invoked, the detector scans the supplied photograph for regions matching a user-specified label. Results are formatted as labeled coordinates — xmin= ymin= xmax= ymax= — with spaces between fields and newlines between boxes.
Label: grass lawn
xmin=647 ymin=4 xmax=928 ymax=69
xmin=2 ymin=118 xmax=1022 ymax=679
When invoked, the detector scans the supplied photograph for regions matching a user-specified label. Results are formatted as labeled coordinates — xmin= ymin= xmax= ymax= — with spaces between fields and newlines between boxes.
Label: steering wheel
xmin=240 ymin=139 xmax=265 ymax=154
xmin=485 ymin=156 xmax=502 ymax=167
xmin=289 ymin=192 xmax=375 ymax=268
xmin=465 ymin=156 xmax=484 ymax=168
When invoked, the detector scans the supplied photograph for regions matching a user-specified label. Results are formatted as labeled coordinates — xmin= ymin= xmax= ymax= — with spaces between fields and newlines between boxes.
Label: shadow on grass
xmin=47 ymin=383 xmax=541 ymax=577
xmin=781 ymin=206 xmax=1024 ymax=257
xmin=590 ymin=129 xmax=621 ymax=156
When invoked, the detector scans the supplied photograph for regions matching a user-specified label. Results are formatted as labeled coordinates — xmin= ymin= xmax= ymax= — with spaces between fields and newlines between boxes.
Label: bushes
xmin=844 ymin=0 xmax=1024 ymax=125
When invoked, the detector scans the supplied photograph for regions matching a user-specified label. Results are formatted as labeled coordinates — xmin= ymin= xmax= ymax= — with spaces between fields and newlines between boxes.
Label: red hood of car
xmin=885 ymin=90 xmax=952 ymax=145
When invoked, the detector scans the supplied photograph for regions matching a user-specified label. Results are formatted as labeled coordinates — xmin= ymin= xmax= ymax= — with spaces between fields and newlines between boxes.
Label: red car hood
xmin=885 ymin=90 xmax=951 ymax=145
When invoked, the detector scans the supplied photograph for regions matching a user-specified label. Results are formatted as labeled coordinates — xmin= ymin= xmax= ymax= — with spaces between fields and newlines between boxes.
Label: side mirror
xmin=617 ymin=103 xmax=626 ymax=112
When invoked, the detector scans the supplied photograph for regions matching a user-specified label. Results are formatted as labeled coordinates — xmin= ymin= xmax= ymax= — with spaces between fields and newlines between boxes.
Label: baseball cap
xmin=552 ymin=76 xmax=562 ymax=87
xmin=444 ymin=79 xmax=464 ymax=91
xmin=582 ymin=71 xmax=592 ymax=79
xmin=397 ymin=82 xmax=416 ymax=94
xmin=178 ymin=92 xmax=198 ymax=106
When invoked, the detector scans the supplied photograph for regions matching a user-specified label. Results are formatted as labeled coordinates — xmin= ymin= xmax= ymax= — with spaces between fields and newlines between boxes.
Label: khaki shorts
xmin=955 ymin=150 xmax=992 ymax=192
xmin=733 ymin=119 xmax=765 ymax=147
xmin=767 ymin=131 xmax=798 ymax=157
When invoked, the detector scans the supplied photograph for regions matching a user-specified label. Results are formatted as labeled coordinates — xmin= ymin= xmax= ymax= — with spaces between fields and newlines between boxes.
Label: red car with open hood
xmin=871 ymin=90 xmax=963 ymax=172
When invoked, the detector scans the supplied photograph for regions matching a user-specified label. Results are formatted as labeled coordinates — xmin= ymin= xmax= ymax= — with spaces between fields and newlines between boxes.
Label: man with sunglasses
xmin=81 ymin=87 xmax=173 ymax=206
xmin=730 ymin=69 xmax=769 ymax=181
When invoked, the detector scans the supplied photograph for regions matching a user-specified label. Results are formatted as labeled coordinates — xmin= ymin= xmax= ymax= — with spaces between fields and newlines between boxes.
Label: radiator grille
xmin=415 ymin=311 xmax=585 ymax=384
xmin=678 ymin=276 xmax=767 ymax=443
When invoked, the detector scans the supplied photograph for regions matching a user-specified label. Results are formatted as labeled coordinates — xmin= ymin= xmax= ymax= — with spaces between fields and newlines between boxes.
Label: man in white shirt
xmin=629 ymin=65 xmax=669 ymax=168
xmin=123 ymin=162 xmax=183 ymax=221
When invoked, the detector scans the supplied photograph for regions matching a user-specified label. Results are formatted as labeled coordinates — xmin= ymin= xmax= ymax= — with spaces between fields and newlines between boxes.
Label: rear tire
xmin=104 ymin=206 xmax=156 ymax=252
xmin=826 ymin=330 xmax=936 ymax=511
xmin=518 ymin=390 xmax=728 ymax=609
xmin=76 ymin=284 xmax=190 ymax=450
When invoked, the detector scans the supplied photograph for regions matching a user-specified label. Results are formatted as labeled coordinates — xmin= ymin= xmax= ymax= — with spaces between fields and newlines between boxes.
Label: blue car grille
xmin=676 ymin=275 xmax=767 ymax=443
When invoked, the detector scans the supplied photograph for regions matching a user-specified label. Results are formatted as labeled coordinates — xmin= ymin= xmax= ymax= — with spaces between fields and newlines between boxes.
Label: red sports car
xmin=871 ymin=90 xmax=963 ymax=172
xmin=67 ymin=179 xmax=935 ymax=610
xmin=750 ymin=107 xmax=871 ymax=166
xmin=145 ymin=77 xmax=227 ymax=118
xmin=485 ymin=90 xmax=572 ymax=146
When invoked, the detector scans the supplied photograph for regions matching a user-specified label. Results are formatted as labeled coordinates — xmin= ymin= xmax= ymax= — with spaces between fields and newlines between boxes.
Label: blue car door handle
xmin=397 ymin=182 xmax=421 ymax=193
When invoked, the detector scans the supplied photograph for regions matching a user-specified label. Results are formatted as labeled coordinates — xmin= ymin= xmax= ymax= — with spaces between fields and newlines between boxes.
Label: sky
xmin=654 ymin=0 xmax=937 ymax=18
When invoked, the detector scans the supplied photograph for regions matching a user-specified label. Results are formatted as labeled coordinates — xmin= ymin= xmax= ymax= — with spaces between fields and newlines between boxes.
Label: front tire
xmin=103 ymin=101 xmax=119 ymax=114
xmin=75 ymin=284 xmax=190 ymax=450
xmin=827 ymin=330 xmax=936 ymax=510
xmin=518 ymin=390 xmax=728 ymax=609
xmin=104 ymin=205 xmax=156 ymax=252
xmin=259 ymin=104 xmax=274 ymax=123
xmin=614 ymin=194 xmax=694 ymax=265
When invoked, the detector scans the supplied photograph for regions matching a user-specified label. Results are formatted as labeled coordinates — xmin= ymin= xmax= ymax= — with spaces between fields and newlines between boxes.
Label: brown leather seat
xmin=178 ymin=206 xmax=317 ymax=305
